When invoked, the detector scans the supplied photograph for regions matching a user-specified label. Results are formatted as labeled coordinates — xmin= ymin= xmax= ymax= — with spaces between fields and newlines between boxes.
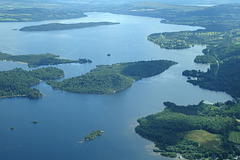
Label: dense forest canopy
xmin=136 ymin=101 xmax=240 ymax=159
xmin=0 ymin=67 xmax=64 ymax=99
xmin=47 ymin=60 xmax=177 ymax=94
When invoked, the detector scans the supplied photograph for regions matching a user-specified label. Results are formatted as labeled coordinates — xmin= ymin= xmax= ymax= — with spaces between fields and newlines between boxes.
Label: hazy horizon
xmin=7 ymin=0 xmax=240 ymax=5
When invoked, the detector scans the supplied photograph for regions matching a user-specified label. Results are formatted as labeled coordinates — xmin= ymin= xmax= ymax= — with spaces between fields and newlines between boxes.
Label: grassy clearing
xmin=184 ymin=130 xmax=222 ymax=151
xmin=228 ymin=131 xmax=240 ymax=144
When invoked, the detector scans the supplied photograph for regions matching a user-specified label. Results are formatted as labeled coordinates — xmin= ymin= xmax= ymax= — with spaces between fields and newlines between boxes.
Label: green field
xmin=184 ymin=130 xmax=222 ymax=151
xmin=135 ymin=101 xmax=239 ymax=159
xmin=228 ymin=131 xmax=240 ymax=144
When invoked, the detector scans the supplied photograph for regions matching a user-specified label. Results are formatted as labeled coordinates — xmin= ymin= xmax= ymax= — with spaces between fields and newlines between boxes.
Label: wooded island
xmin=47 ymin=60 xmax=177 ymax=95
xmin=19 ymin=22 xmax=120 ymax=31
xmin=0 ymin=52 xmax=92 ymax=68
xmin=84 ymin=130 xmax=104 ymax=141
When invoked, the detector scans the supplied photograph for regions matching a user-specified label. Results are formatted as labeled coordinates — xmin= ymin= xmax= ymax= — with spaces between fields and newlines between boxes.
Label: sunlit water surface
xmin=0 ymin=12 xmax=232 ymax=160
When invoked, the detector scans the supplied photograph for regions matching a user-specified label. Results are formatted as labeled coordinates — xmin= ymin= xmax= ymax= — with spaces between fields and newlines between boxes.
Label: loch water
xmin=0 ymin=12 xmax=232 ymax=160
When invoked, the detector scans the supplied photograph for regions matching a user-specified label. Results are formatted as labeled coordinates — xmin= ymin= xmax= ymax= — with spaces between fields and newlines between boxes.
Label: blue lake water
xmin=0 ymin=12 xmax=232 ymax=160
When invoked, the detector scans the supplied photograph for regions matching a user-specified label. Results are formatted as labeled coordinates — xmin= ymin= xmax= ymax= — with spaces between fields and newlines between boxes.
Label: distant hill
xmin=6 ymin=0 xmax=240 ymax=5
xmin=61 ymin=0 xmax=240 ymax=5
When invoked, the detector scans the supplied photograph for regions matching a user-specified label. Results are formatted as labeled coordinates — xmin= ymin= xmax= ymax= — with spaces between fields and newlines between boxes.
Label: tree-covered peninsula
xmin=47 ymin=60 xmax=177 ymax=95
xmin=136 ymin=101 xmax=240 ymax=159
xmin=148 ymin=30 xmax=240 ymax=98
xmin=129 ymin=3 xmax=240 ymax=99
xmin=0 ymin=67 xmax=64 ymax=99
xmin=0 ymin=52 xmax=92 ymax=68
xmin=117 ymin=2 xmax=240 ymax=159
xmin=147 ymin=31 xmax=227 ymax=50
xmin=19 ymin=22 xmax=120 ymax=32
xmin=182 ymin=51 xmax=240 ymax=98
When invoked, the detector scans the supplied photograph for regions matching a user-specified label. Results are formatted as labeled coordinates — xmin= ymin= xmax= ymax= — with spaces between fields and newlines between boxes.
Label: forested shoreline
xmin=0 ymin=67 xmax=64 ymax=99
xmin=128 ymin=3 xmax=240 ymax=99
xmin=0 ymin=60 xmax=176 ymax=99
xmin=119 ymin=2 xmax=240 ymax=159
xmin=0 ymin=52 xmax=92 ymax=68
xmin=136 ymin=101 xmax=240 ymax=159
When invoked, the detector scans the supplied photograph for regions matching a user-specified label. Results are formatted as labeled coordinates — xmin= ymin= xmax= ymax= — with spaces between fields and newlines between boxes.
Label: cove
xmin=0 ymin=12 xmax=232 ymax=160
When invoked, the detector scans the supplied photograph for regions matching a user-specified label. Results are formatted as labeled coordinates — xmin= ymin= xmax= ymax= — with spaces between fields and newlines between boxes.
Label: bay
xmin=0 ymin=12 xmax=232 ymax=160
